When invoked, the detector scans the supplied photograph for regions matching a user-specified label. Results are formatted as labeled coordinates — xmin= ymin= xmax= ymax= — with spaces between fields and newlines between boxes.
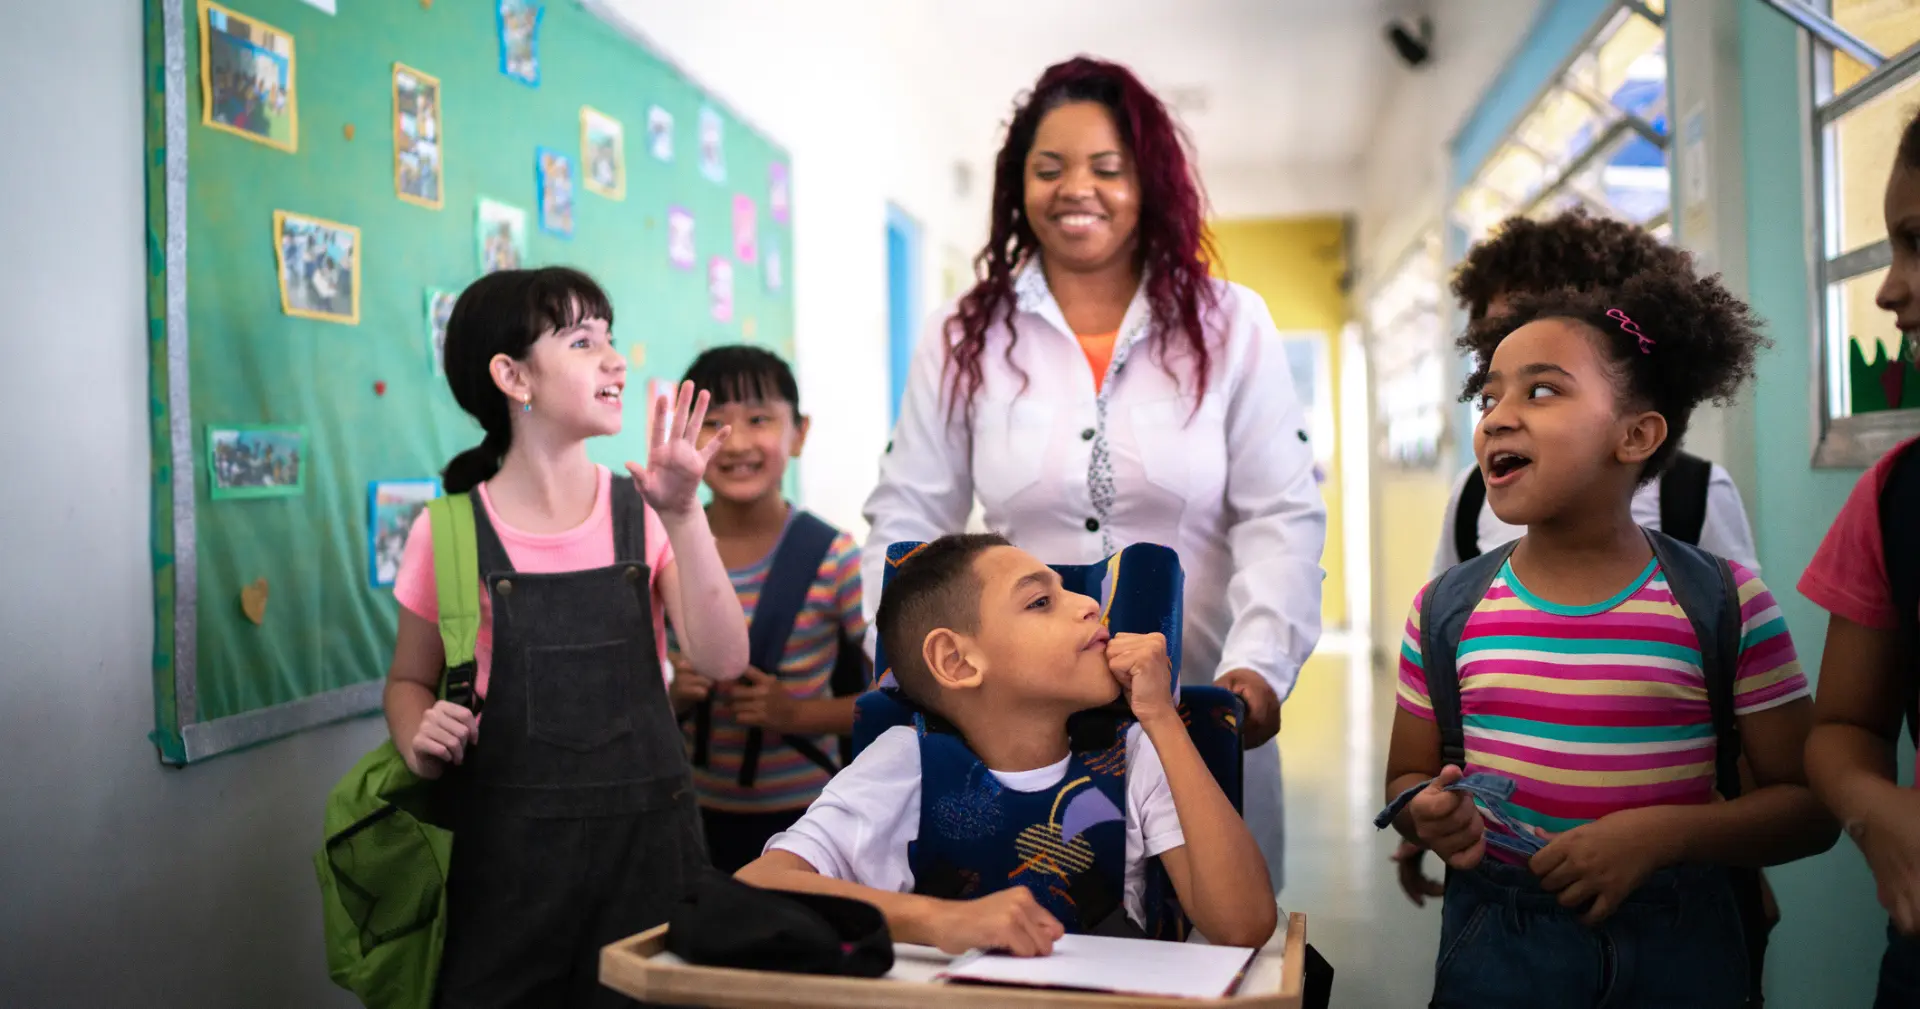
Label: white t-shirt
xmin=766 ymin=724 xmax=1186 ymax=930
xmin=1429 ymin=461 xmax=1762 ymax=578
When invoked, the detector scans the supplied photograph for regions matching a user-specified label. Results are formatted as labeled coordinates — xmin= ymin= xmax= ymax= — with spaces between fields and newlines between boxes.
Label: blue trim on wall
xmin=885 ymin=204 xmax=922 ymax=427
xmin=1449 ymin=0 xmax=1615 ymax=192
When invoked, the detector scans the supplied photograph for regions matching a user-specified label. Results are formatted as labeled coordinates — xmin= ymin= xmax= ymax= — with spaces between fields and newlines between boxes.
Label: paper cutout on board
xmin=369 ymin=479 xmax=441 ymax=588
xmin=536 ymin=146 xmax=575 ymax=238
xmin=393 ymin=63 xmax=443 ymax=208
xmin=709 ymin=256 xmax=734 ymax=323
xmin=648 ymin=105 xmax=673 ymax=162
xmin=498 ymin=0 xmax=542 ymax=87
xmin=208 ymin=425 xmax=307 ymax=500
xmin=274 ymin=210 xmax=360 ymax=324
xmin=581 ymin=106 xmax=624 ymax=199
xmin=200 ymin=2 xmax=298 ymax=152
xmin=765 ymin=248 xmax=783 ymax=292
xmin=667 ymin=206 xmax=695 ymax=269
xmin=298 ymin=0 xmax=336 ymax=12
xmin=629 ymin=342 xmax=647 ymax=369
xmin=769 ymin=162 xmax=790 ymax=224
xmin=477 ymin=197 xmax=528 ymax=274
xmin=426 ymin=287 xmax=457 ymax=375
xmin=732 ymin=194 xmax=757 ymax=264
xmin=699 ymin=106 xmax=725 ymax=183
xmin=241 ymin=578 xmax=270 ymax=625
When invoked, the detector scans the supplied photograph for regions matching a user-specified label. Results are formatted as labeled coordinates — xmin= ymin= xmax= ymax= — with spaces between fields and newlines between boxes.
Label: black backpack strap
xmin=1659 ymin=451 xmax=1713 ymax=547
xmin=1880 ymin=442 xmax=1920 ymax=745
xmin=1455 ymin=468 xmax=1488 ymax=563
xmin=732 ymin=511 xmax=843 ymax=787
xmin=1420 ymin=541 xmax=1514 ymax=767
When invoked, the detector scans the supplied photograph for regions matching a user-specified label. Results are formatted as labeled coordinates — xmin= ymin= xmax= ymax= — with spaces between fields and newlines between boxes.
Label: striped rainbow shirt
xmin=678 ymin=528 xmax=866 ymax=814
xmin=1397 ymin=558 xmax=1807 ymax=860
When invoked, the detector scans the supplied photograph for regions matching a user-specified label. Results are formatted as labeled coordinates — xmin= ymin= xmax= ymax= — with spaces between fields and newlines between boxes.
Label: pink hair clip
xmin=1608 ymin=308 xmax=1654 ymax=355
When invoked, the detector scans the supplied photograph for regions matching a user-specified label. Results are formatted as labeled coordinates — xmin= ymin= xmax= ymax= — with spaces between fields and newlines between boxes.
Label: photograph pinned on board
xmin=769 ymin=162 xmax=790 ymax=224
xmin=698 ymin=106 xmax=725 ymax=183
xmin=198 ymin=1 xmax=298 ymax=152
xmin=208 ymin=425 xmax=307 ymax=500
xmin=368 ymin=479 xmax=440 ymax=588
xmin=426 ymin=287 xmax=457 ymax=375
xmin=477 ymin=197 xmax=528 ymax=275
xmin=667 ymin=206 xmax=695 ymax=269
xmin=647 ymin=105 xmax=673 ymax=162
xmin=536 ymin=147 xmax=575 ymax=238
xmin=497 ymin=0 xmax=542 ymax=86
xmin=273 ymin=210 xmax=360 ymax=324
xmin=580 ymin=106 xmax=625 ymax=200
xmin=732 ymin=194 xmax=758 ymax=265
xmin=709 ymin=256 xmax=734 ymax=323
xmin=765 ymin=248 xmax=783 ymax=292
xmin=392 ymin=63 xmax=443 ymax=208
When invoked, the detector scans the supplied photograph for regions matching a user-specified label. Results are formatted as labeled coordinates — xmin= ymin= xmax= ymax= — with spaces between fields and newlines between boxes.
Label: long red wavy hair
xmin=945 ymin=56 xmax=1219 ymax=420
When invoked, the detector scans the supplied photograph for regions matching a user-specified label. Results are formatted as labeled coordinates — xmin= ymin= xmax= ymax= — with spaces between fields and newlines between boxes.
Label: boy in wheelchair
xmin=736 ymin=534 xmax=1276 ymax=955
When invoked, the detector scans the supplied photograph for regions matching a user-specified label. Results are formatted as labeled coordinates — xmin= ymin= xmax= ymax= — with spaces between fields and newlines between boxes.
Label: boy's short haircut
xmin=681 ymin=345 xmax=802 ymax=414
xmin=1451 ymin=209 xmax=1691 ymax=320
xmin=874 ymin=533 xmax=1012 ymax=711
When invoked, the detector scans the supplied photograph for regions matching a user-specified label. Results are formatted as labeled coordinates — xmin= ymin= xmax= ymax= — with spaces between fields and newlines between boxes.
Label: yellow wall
xmin=1208 ymin=217 xmax=1350 ymax=628
xmin=1372 ymin=470 xmax=1452 ymax=666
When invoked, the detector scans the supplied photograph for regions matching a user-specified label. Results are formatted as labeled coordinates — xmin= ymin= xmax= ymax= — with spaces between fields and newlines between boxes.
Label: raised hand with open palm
xmin=627 ymin=380 xmax=730 ymax=517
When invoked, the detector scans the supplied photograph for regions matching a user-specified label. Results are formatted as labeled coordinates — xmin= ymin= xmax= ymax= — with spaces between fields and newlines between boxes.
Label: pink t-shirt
xmin=1798 ymin=437 xmax=1919 ymax=633
xmin=393 ymin=465 xmax=675 ymax=698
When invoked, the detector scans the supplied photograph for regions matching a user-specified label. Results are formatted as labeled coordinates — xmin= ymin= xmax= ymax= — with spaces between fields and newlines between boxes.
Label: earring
xmin=521 ymin=397 xmax=532 ymax=413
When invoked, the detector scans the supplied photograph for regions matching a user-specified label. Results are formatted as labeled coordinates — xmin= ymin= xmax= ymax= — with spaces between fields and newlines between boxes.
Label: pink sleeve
xmin=1799 ymin=452 xmax=1901 ymax=631
xmin=1395 ymin=586 xmax=1435 ymax=721
xmin=393 ymin=508 xmax=438 ymax=621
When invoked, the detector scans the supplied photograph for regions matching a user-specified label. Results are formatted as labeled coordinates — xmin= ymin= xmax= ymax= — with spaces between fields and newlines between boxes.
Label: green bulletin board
xmin=143 ymin=0 xmax=794 ymax=764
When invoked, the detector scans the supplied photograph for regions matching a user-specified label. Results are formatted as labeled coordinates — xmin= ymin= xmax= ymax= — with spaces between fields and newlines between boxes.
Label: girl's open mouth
xmin=1485 ymin=451 xmax=1532 ymax=486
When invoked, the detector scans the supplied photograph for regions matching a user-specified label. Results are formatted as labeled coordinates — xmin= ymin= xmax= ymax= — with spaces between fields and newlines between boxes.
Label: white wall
xmin=1353 ymin=0 xmax=1541 ymax=286
xmin=0 ymin=4 xmax=371 ymax=1005
xmin=601 ymin=0 xmax=987 ymax=541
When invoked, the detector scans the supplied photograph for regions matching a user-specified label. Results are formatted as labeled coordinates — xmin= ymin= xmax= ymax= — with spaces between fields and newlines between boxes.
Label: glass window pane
xmin=1571 ymin=129 xmax=1671 ymax=225
xmin=1515 ymin=88 xmax=1615 ymax=179
xmin=1482 ymin=142 xmax=1549 ymax=204
xmin=1567 ymin=11 xmax=1669 ymax=132
xmin=1834 ymin=267 xmax=1908 ymax=417
xmin=1830 ymin=72 xmax=1920 ymax=257
xmin=1833 ymin=0 xmax=1920 ymax=96
xmin=1454 ymin=184 xmax=1516 ymax=246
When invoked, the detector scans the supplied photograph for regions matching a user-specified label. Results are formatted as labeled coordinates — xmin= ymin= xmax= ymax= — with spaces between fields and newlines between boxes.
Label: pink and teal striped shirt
xmin=678 ymin=526 xmax=866 ymax=814
xmin=1397 ymin=558 xmax=1808 ymax=860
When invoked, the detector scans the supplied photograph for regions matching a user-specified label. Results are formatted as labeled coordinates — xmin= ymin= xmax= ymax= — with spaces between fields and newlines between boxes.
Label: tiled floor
xmin=1275 ymin=647 xmax=1440 ymax=1008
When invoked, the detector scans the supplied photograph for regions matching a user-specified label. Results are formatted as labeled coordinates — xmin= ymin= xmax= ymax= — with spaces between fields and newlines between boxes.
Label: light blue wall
xmin=1738 ymin=6 xmax=1889 ymax=1004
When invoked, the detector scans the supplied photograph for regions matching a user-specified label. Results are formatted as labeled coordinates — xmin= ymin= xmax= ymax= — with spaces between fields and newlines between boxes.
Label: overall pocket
xmin=523 ymin=638 xmax=635 ymax=752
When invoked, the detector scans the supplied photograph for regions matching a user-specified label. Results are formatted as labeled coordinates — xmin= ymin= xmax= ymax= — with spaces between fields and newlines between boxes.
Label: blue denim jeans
xmin=1429 ymin=860 xmax=1748 ymax=1009
xmin=1878 ymin=923 xmax=1920 ymax=1009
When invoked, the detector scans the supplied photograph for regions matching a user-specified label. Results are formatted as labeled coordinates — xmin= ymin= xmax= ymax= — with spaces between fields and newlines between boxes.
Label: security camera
xmin=1386 ymin=16 xmax=1433 ymax=69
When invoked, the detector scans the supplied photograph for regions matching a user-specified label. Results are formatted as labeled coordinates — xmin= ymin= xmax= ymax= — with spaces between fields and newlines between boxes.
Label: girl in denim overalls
xmin=384 ymin=267 xmax=748 ymax=1008
xmin=1377 ymin=259 xmax=1838 ymax=1008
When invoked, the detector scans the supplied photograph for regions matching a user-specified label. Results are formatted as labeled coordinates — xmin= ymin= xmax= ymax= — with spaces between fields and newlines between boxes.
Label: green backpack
xmin=315 ymin=493 xmax=480 ymax=1009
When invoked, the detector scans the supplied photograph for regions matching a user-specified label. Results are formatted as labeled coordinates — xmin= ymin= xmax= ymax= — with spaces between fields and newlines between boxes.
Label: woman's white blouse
xmin=861 ymin=262 xmax=1327 ymax=700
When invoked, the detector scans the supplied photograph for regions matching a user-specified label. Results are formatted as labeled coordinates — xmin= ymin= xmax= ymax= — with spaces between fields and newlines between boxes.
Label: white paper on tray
xmin=937 ymin=934 xmax=1257 ymax=1000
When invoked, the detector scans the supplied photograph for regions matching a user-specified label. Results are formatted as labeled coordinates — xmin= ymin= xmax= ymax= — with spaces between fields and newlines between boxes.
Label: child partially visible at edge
xmin=665 ymin=345 xmax=868 ymax=874
xmin=1381 ymin=260 xmax=1837 ymax=1007
xmin=736 ymin=534 xmax=1276 ymax=955
xmin=384 ymin=267 xmax=748 ymax=1008
xmin=1800 ymin=103 xmax=1920 ymax=1006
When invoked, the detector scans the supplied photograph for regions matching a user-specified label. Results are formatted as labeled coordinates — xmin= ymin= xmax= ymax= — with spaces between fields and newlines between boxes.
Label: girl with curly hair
xmin=859 ymin=56 xmax=1326 ymax=897
xmin=1378 ymin=253 xmax=1838 ymax=1006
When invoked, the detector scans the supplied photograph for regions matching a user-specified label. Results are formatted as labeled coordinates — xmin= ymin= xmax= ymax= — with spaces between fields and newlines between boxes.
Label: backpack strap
xmin=1455 ymin=468 xmax=1488 ymax=563
xmin=1645 ymin=529 xmax=1743 ymax=801
xmin=1880 ymin=442 xmax=1920 ymax=745
xmin=1419 ymin=541 xmax=1514 ymax=767
xmin=1659 ymin=452 xmax=1713 ymax=547
xmin=732 ymin=510 xmax=843 ymax=787
xmin=427 ymin=494 xmax=480 ymax=712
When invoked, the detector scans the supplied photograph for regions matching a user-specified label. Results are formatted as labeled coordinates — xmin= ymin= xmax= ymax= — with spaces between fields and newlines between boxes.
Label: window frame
xmin=1448 ymin=1 xmax=1675 ymax=249
xmin=1769 ymin=1 xmax=1920 ymax=467
xmin=1364 ymin=229 xmax=1450 ymax=472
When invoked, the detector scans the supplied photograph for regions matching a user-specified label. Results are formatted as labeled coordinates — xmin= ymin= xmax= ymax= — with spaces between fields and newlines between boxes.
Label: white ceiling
xmin=907 ymin=0 xmax=1418 ymax=206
